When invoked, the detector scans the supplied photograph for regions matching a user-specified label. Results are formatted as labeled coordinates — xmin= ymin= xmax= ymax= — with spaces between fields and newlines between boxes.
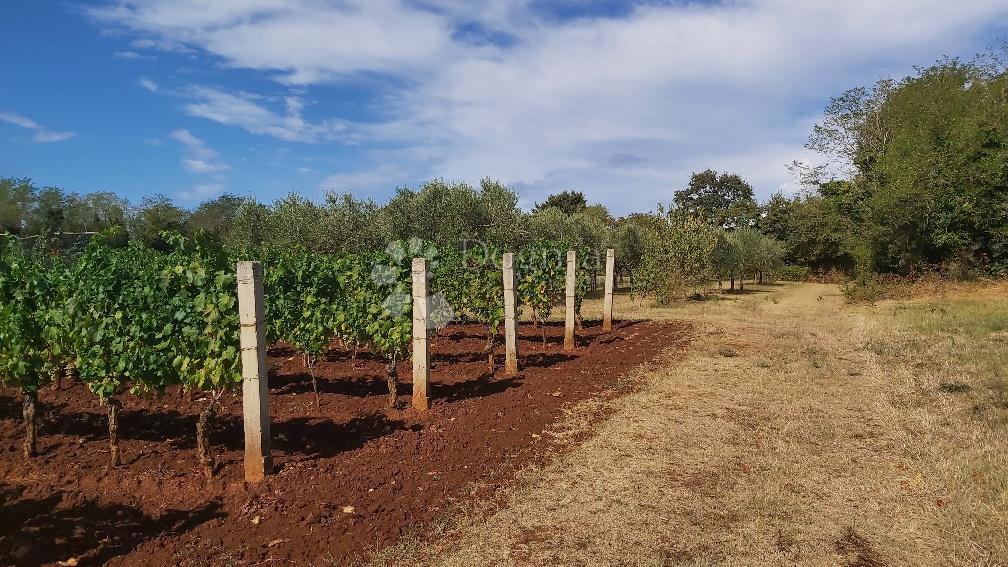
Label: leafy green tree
xmin=533 ymin=190 xmax=587 ymax=216
xmin=758 ymin=192 xmax=794 ymax=244
xmin=633 ymin=207 xmax=718 ymax=303
xmin=185 ymin=193 xmax=245 ymax=237
xmin=227 ymin=198 xmax=271 ymax=252
xmin=266 ymin=193 xmax=332 ymax=252
xmin=610 ymin=220 xmax=646 ymax=286
xmin=128 ymin=194 xmax=190 ymax=247
xmin=64 ymin=191 xmax=127 ymax=234
xmin=526 ymin=206 xmax=568 ymax=244
xmin=802 ymin=54 xmax=1008 ymax=274
xmin=0 ymin=177 xmax=34 ymax=235
xmin=322 ymin=191 xmax=384 ymax=254
xmin=478 ymin=178 xmax=523 ymax=249
xmin=711 ymin=230 xmax=738 ymax=289
xmin=381 ymin=179 xmax=487 ymax=248
xmin=26 ymin=187 xmax=67 ymax=240
xmin=674 ymin=170 xmax=758 ymax=228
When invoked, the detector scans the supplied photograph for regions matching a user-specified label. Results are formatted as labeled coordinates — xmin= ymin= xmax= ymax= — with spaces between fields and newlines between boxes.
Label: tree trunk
xmin=196 ymin=395 xmax=218 ymax=478
xmin=107 ymin=398 xmax=121 ymax=467
xmin=386 ymin=357 xmax=398 ymax=410
xmin=540 ymin=319 xmax=547 ymax=347
xmin=730 ymin=276 xmax=735 ymax=291
xmin=484 ymin=327 xmax=495 ymax=373
xmin=758 ymin=271 xmax=763 ymax=284
xmin=23 ymin=391 xmax=37 ymax=460
xmin=740 ymin=277 xmax=745 ymax=291
xmin=307 ymin=356 xmax=320 ymax=412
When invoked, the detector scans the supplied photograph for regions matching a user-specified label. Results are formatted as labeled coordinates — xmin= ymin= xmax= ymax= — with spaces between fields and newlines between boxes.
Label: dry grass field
xmin=367 ymin=281 xmax=1008 ymax=566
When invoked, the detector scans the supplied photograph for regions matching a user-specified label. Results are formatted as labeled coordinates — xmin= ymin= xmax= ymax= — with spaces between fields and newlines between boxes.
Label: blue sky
xmin=0 ymin=1 xmax=1005 ymax=214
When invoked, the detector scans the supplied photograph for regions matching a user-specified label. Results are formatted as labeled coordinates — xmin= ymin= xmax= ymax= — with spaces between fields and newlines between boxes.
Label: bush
xmin=778 ymin=265 xmax=810 ymax=281
xmin=840 ymin=273 xmax=889 ymax=303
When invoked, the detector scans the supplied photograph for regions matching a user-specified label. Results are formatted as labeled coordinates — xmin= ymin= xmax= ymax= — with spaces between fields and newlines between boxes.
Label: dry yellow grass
xmin=366 ymin=281 xmax=1008 ymax=567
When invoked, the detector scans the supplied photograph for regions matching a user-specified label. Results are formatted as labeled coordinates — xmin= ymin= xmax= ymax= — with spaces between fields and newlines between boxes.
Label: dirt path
xmin=375 ymin=282 xmax=1006 ymax=566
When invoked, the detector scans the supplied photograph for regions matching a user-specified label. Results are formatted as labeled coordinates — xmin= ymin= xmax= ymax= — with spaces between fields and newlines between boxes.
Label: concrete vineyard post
xmin=412 ymin=258 xmax=430 ymax=410
xmin=564 ymin=250 xmax=576 ymax=351
xmin=603 ymin=248 xmax=615 ymax=332
xmin=502 ymin=252 xmax=519 ymax=375
xmin=237 ymin=261 xmax=272 ymax=482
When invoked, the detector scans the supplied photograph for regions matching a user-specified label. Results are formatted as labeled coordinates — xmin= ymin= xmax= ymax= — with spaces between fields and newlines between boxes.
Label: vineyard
xmin=0 ymin=230 xmax=604 ymax=470
xmin=0 ymin=229 xmax=686 ymax=564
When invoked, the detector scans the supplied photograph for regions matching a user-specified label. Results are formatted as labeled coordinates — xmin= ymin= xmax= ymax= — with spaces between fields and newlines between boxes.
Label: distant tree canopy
xmin=673 ymin=170 xmax=758 ymax=229
xmin=186 ymin=193 xmax=244 ymax=237
xmin=794 ymin=54 xmax=1008 ymax=275
xmin=0 ymin=178 xmax=636 ymax=278
xmin=533 ymin=190 xmax=587 ymax=216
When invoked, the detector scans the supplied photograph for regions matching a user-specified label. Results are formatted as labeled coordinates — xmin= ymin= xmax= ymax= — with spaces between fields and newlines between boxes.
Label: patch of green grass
xmin=894 ymin=299 xmax=1008 ymax=337
xmin=886 ymin=297 xmax=1008 ymax=428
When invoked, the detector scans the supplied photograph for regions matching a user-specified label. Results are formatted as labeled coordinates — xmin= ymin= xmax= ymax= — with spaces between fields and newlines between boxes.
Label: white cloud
xmin=319 ymin=163 xmax=409 ymax=195
xmin=88 ymin=0 xmax=1008 ymax=211
xmin=169 ymin=128 xmax=231 ymax=174
xmin=114 ymin=50 xmax=151 ymax=60
xmin=181 ymin=158 xmax=231 ymax=173
xmin=168 ymin=128 xmax=204 ymax=149
xmin=177 ymin=182 xmax=226 ymax=202
xmin=87 ymin=0 xmax=463 ymax=83
xmin=31 ymin=131 xmax=77 ymax=143
xmin=130 ymin=37 xmax=196 ymax=54
xmin=181 ymin=86 xmax=344 ymax=142
xmin=0 ymin=111 xmax=39 ymax=129
xmin=0 ymin=111 xmax=76 ymax=143
xmin=139 ymin=77 xmax=158 ymax=92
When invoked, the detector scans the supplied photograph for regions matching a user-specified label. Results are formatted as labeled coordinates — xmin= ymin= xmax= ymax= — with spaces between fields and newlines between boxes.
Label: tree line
xmin=4 ymin=48 xmax=1004 ymax=301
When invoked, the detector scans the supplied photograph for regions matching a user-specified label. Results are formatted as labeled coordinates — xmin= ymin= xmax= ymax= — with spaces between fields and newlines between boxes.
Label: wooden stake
xmin=603 ymin=248 xmax=615 ymax=332
xmin=502 ymin=252 xmax=519 ymax=375
xmin=564 ymin=250 xmax=576 ymax=351
xmin=237 ymin=261 xmax=272 ymax=482
xmin=412 ymin=258 xmax=430 ymax=410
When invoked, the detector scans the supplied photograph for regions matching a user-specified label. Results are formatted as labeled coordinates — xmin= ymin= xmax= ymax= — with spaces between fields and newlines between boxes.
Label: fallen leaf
xmin=342 ymin=506 xmax=354 ymax=514
xmin=58 ymin=559 xmax=78 ymax=567
xmin=251 ymin=515 xmax=261 ymax=525
xmin=267 ymin=539 xmax=288 ymax=547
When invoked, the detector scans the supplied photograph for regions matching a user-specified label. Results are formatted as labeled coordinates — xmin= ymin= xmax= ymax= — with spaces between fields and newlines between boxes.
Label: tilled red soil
xmin=0 ymin=319 xmax=691 ymax=566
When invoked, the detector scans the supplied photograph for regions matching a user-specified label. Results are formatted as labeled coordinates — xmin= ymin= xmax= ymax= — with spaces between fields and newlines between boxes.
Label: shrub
xmin=778 ymin=265 xmax=810 ymax=281
xmin=840 ymin=273 xmax=889 ymax=303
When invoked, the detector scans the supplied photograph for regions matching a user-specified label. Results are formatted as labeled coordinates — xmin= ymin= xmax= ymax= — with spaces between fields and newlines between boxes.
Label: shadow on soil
xmin=33 ymin=405 xmax=242 ymax=454
xmin=432 ymin=374 xmax=523 ymax=401
xmin=0 ymin=483 xmax=223 ymax=567
xmin=274 ymin=413 xmax=418 ymax=461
